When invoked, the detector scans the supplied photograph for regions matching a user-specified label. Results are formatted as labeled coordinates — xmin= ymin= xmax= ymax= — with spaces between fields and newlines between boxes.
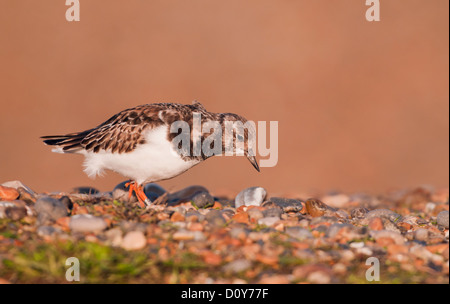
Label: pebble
xmin=143 ymin=183 xmax=166 ymax=201
xmin=1 ymin=180 xmax=34 ymax=195
xmin=121 ymin=231 xmax=147 ymax=250
xmin=104 ymin=228 xmax=123 ymax=247
xmin=223 ymin=259 xmax=252 ymax=273
xmin=350 ymin=207 xmax=369 ymax=219
xmin=72 ymin=187 xmax=100 ymax=195
xmin=205 ymin=210 xmax=226 ymax=226
xmin=436 ymin=211 xmax=449 ymax=229
xmin=285 ymin=227 xmax=313 ymax=240
xmin=266 ymin=197 xmax=303 ymax=213
xmin=168 ymin=185 xmax=209 ymax=205
xmin=257 ymin=217 xmax=280 ymax=227
xmin=414 ymin=228 xmax=429 ymax=242
xmin=35 ymin=196 xmax=69 ymax=225
xmin=262 ymin=207 xmax=283 ymax=218
xmin=69 ymin=214 xmax=108 ymax=233
xmin=191 ymin=192 xmax=215 ymax=209
xmin=37 ymin=225 xmax=62 ymax=238
xmin=365 ymin=209 xmax=402 ymax=222
xmin=247 ymin=208 xmax=264 ymax=221
xmin=0 ymin=201 xmax=28 ymax=220
xmin=0 ymin=186 xmax=19 ymax=201
xmin=173 ymin=229 xmax=205 ymax=241
xmin=229 ymin=227 xmax=250 ymax=239
xmin=370 ymin=230 xmax=405 ymax=245
xmin=235 ymin=187 xmax=267 ymax=208
xmin=305 ymin=198 xmax=334 ymax=217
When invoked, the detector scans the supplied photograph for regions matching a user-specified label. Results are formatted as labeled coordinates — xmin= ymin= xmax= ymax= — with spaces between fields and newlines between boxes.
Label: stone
xmin=365 ymin=209 xmax=402 ymax=222
xmin=257 ymin=217 xmax=280 ymax=227
xmin=235 ymin=187 xmax=267 ymax=208
xmin=191 ymin=192 xmax=215 ymax=209
xmin=1 ymin=181 xmax=34 ymax=195
xmin=285 ymin=227 xmax=313 ymax=240
xmin=0 ymin=186 xmax=19 ymax=201
xmin=436 ymin=211 xmax=449 ymax=229
xmin=305 ymin=198 xmax=334 ymax=217
xmin=143 ymin=183 xmax=167 ymax=201
xmin=121 ymin=231 xmax=147 ymax=250
xmin=368 ymin=217 xmax=384 ymax=231
xmin=72 ymin=187 xmax=100 ymax=195
xmin=370 ymin=230 xmax=405 ymax=245
xmin=173 ymin=229 xmax=205 ymax=241
xmin=414 ymin=228 xmax=429 ymax=242
xmin=104 ymin=228 xmax=123 ymax=247
xmin=0 ymin=201 xmax=28 ymax=220
xmin=205 ymin=210 xmax=226 ymax=226
xmin=262 ymin=207 xmax=283 ymax=218
xmin=266 ymin=197 xmax=303 ymax=212
xmin=223 ymin=259 xmax=252 ymax=273
xmin=350 ymin=207 xmax=369 ymax=219
xmin=35 ymin=196 xmax=69 ymax=225
xmin=167 ymin=185 xmax=209 ymax=205
xmin=247 ymin=208 xmax=264 ymax=221
xmin=69 ymin=214 xmax=108 ymax=233
xmin=37 ymin=225 xmax=62 ymax=238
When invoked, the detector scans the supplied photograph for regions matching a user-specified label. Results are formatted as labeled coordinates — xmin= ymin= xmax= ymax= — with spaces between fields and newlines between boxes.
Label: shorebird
xmin=41 ymin=101 xmax=260 ymax=207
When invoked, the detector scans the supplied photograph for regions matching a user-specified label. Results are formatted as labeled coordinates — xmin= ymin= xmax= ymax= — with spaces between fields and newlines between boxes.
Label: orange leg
xmin=125 ymin=181 xmax=151 ymax=208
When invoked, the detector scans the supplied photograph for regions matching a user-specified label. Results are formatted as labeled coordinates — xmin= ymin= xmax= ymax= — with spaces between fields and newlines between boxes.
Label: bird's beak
xmin=247 ymin=155 xmax=260 ymax=172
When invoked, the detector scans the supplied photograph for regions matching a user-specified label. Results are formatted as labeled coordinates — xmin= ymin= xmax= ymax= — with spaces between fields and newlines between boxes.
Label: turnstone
xmin=41 ymin=101 xmax=260 ymax=207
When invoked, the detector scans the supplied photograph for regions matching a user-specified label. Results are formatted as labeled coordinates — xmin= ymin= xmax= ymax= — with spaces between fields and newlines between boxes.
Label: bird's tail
xmin=41 ymin=130 xmax=91 ymax=153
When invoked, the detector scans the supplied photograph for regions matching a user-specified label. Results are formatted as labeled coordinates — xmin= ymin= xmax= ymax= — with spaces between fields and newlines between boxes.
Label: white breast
xmin=82 ymin=125 xmax=200 ymax=184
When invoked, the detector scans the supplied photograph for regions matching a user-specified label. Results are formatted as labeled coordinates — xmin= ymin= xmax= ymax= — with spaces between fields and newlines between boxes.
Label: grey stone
xmin=436 ymin=211 xmax=449 ymax=229
xmin=365 ymin=209 xmax=402 ymax=222
xmin=350 ymin=207 xmax=369 ymax=219
xmin=229 ymin=227 xmax=250 ymax=239
xmin=35 ymin=196 xmax=68 ymax=225
xmin=266 ymin=197 xmax=303 ymax=212
xmin=191 ymin=192 xmax=215 ymax=209
xmin=262 ymin=207 xmax=283 ymax=218
xmin=285 ymin=227 xmax=313 ymax=240
xmin=247 ymin=208 xmax=264 ymax=220
xmin=235 ymin=187 xmax=267 ymax=208
xmin=72 ymin=187 xmax=100 ymax=195
xmin=223 ymin=259 xmax=252 ymax=273
xmin=37 ymin=225 xmax=62 ymax=238
xmin=414 ymin=228 xmax=429 ymax=242
xmin=257 ymin=217 xmax=280 ymax=227
xmin=205 ymin=209 xmax=226 ymax=226
xmin=167 ymin=185 xmax=209 ymax=205
xmin=69 ymin=214 xmax=108 ymax=233
xmin=326 ymin=223 xmax=354 ymax=238
xmin=144 ymin=183 xmax=166 ymax=201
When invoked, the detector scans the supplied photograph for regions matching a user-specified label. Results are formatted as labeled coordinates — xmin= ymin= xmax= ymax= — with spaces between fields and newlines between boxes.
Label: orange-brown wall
xmin=0 ymin=1 xmax=448 ymax=196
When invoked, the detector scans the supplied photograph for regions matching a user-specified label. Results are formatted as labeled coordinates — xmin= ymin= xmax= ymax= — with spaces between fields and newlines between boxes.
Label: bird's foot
xmin=125 ymin=181 xmax=152 ymax=208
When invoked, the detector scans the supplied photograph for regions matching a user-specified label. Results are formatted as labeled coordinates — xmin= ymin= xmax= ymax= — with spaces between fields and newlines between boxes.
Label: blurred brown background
xmin=0 ymin=0 xmax=448 ymax=196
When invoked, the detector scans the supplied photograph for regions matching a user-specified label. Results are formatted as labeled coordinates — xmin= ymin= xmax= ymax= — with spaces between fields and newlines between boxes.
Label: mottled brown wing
xmin=80 ymin=105 xmax=165 ymax=153
xmin=42 ymin=105 xmax=165 ymax=153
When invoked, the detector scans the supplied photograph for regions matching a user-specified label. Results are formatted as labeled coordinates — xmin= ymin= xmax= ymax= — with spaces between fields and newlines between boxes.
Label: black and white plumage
xmin=41 ymin=101 xmax=259 ymax=207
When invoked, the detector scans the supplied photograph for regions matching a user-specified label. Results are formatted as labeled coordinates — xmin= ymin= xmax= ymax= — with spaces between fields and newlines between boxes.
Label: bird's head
xmin=220 ymin=113 xmax=260 ymax=172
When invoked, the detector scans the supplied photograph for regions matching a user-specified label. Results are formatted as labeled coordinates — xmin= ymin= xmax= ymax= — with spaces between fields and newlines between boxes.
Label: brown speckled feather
xmin=42 ymin=101 xmax=218 ymax=157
